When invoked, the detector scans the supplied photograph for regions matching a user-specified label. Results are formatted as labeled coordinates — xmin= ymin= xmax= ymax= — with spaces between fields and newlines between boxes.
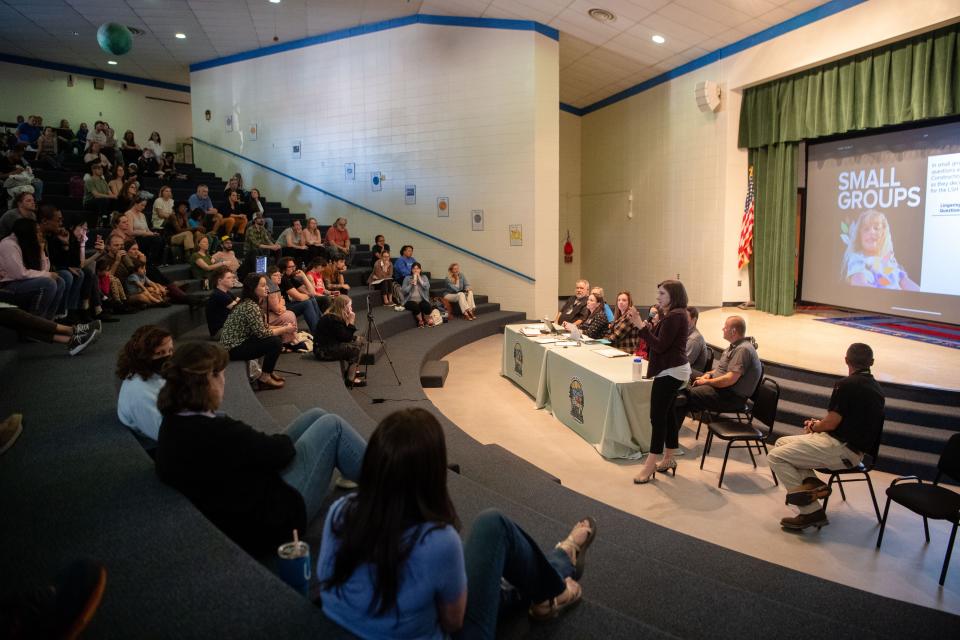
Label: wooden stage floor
xmin=698 ymin=307 xmax=959 ymax=392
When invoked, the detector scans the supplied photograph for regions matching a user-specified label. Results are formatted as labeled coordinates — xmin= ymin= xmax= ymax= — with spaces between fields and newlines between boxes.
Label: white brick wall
xmin=190 ymin=22 xmax=558 ymax=318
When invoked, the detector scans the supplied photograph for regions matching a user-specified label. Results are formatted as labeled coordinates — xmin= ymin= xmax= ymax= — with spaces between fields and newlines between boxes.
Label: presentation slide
xmin=802 ymin=121 xmax=960 ymax=325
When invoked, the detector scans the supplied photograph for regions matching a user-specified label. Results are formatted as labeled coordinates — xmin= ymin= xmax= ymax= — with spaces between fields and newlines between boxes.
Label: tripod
xmin=349 ymin=295 xmax=401 ymax=388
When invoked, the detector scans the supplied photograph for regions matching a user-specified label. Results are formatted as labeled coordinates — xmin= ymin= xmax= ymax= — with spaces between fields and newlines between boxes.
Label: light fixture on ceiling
xmin=269 ymin=0 xmax=281 ymax=4
xmin=72 ymin=31 xmax=79 ymax=36
xmin=107 ymin=60 xmax=117 ymax=65
xmin=652 ymin=34 xmax=665 ymax=44
xmin=175 ymin=32 xmax=186 ymax=39
xmin=587 ymin=8 xmax=616 ymax=24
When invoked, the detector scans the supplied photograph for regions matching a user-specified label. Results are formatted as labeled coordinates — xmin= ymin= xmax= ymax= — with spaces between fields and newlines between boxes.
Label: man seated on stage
xmin=769 ymin=343 xmax=885 ymax=531
xmin=556 ymin=279 xmax=590 ymax=326
xmin=675 ymin=315 xmax=760 ymax=424
xmin=686 ymin=306 xmax=709 ymax=378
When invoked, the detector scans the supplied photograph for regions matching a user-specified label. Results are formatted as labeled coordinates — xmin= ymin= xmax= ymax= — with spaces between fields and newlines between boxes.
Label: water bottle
xmin=632 ymin=357 xmax=643 ymax=381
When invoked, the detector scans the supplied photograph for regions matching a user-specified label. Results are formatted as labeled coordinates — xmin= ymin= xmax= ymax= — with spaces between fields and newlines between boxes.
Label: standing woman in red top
xmin=629 ymin=280 xmax=690 ymax=484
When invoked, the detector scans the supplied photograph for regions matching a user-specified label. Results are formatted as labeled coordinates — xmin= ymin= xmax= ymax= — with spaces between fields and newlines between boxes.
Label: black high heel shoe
xmin=656 ymin=459 xmax=678 ymax=476
xmin=633 ymin=469 xmax=656 ymax=485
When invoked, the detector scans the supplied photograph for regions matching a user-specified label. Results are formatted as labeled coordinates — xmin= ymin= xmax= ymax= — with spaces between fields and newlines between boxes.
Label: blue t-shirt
xmin=188 ymin=193 xmax=213 ymax=212
xmin=393 ymin=256 xmax=416 ymax=281
xmin=317 ymin=496 xmax=466 ymax=640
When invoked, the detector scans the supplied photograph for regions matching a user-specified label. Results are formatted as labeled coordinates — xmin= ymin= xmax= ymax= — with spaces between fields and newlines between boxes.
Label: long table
xmin=501 ymin=324 xmax=653 ymax=459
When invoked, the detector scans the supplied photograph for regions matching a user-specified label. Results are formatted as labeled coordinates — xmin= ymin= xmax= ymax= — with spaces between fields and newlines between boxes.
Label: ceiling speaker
xmin=695 ymin=80 xmax=721 ymax=112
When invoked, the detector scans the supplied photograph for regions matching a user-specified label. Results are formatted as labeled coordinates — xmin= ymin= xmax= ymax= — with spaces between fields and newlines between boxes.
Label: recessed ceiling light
xmin=269 ymin=0 xmax=281 ymax=4
xmin=107 ymin=60 xmax=117 ymax=65
xmin=587 ymin=8 xmax=616 ymax=23
xmin=175 ymin=32 xmax=186 ymax=39
xmin=652 ymin=34 xmax=666 ymax=44
xmin=72 ymin=31 xmax=79 ymax=36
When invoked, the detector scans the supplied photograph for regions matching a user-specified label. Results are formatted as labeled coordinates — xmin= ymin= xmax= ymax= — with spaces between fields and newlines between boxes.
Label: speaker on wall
xmin=93 ymin=78 xmax=105 ymax=90
xmin=695 ymin=81 xmax=721 ymax=112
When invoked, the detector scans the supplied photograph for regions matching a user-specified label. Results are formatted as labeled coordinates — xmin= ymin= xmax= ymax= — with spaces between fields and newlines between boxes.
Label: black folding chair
xmin=694 ymin=363 xmax=764 ymax=441
xmin=816 ymin=418 xmax=885 ymax=523
xmin=876 ymin=433 xmax=960 ymax=585
xmin=699 ymin=377 xmax=780 ymax=489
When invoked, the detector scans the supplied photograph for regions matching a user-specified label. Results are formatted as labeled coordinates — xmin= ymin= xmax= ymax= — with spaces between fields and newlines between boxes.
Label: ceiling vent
xmin=587 ymin=8 xmax=616 ymax=24
xmin=127 ymin=26 xmax=146 ymax=37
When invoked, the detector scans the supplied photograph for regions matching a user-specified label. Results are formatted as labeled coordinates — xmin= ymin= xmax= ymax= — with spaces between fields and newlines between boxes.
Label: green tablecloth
xmin=501 ymin=325 xmax=653 ymax=459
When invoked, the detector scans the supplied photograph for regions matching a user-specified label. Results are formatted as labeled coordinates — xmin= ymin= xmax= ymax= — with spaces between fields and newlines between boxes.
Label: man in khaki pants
xmin=769 ymin=343 xmax=885 ymax=531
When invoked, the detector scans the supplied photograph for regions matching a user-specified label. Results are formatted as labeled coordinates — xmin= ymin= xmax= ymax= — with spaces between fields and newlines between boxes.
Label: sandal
xmin=529 ymin=578 xmax=582 ymax=621
xmin=555 ymin=517 xmax=597 ymax=580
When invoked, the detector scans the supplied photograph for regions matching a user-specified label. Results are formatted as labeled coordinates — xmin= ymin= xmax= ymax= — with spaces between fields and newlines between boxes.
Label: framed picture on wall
xmin=405 ymin=185 xmax=416 ymax=205
xmin=509 ymin=224 xmax=523 ymax=246
xmin=471 ymin=209 xmax=484 ymax=231
xmin=437 ymin=197 xmax=449 ymax=217
xmin=248 ymin=122 xmax=258 ymax=140
xmin=225 ymin=115 xmax=233 ymax=132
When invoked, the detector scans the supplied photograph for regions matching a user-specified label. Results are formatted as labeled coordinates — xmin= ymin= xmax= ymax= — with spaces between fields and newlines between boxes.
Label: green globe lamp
xmin=97 ymin=23 xmax=133 ymax=56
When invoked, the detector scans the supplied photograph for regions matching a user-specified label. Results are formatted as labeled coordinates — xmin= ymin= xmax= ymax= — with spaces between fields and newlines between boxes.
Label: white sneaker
xmin=393 ymin=305 xmax=405 ymax=312
xmin=68 ymin=328 xmax=100 ymax=356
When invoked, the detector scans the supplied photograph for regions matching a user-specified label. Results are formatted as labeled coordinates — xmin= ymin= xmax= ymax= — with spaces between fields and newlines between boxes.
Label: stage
xmin=698 ymin=307 xmax=959 ymax=392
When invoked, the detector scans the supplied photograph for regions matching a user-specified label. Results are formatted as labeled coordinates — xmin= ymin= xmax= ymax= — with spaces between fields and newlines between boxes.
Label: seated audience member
xmin=244 ymin=188 xmax=273 ymax=233
xmin=278 ymin=257 xmax=322 ymax=333
xmin=221 ymin=190 xmax=248 ymax=238
xmin=265 ymin=276 xmax=306 ymax=352
xmin=219 ymin=273 xmax=291 ymax=390
xmin=567 ymin=292 xmax=608 ymax=339
xmin=0 ymin=301 xmax=99 ymax=354
xmin=143 ymin=131 xmax=163 ymax=158
xmin=155 ymin=341 xmax=367 ymax=554
xmin=109 ymin=211 xmax=135 ymax=245
xmin=190 ymin=236 xmax=218 ymax=285
xmin=35 ymin=126 xmax=62 ymax=169
xmin=82 ymin=162 xmax=115 ymax=226
xmin=116 ymin=325 xmax=174 ymax=442
xmin=278 ymin=219 xmax=310 ymax=264
xmin=124 ymin=198 xmax=163 ymax=264
xmin=138 ymin=148 xmax=160 ymax=177
xmin=318 ymin=408 xmax=594 ymax=638
xmin=443 ymin=262 xmax=477 ymax=320
xmin=556 ymin=279 xmax=590 ymax=325
xmin=223 ymin=174 xmax=247 ymax=200
xmin=0 ymin=192 xmax=37 ymax=240
xmin=126 ymin=262 xmax=169 ymax=308
xmin=303 ymin=218 xmax=325 ymax=259
xmin=368 ymin=249 xmax=394 ymax=306
xmin=74 ymin=122 xmax=89 ymax=153
xmin=151 ymin=185 xmax=174 ymax=229
xmin=323 ymin=256 xmax=350 ymax=295
xmin=370 ymin=234 xmax=390 ymax=265
xmin=0 ymin=143 xmax=44 ymax=201
xmin=244 ymin=212 xmax=281 ymax=258
xmin=86 ymin=120 xmax=107 ymax=150
xmin=188 ymin=185 xmax=227 ymax=235
xmin=401 ymin=262 xmax=433 ymax=328
xmin=107 ymin=164 xmax=125 ymax=197
xmin=120 ymin=130 xmax=140 ymax=161
xmin=592 ymin=286 xmax=614 ymax=323
xmin=674 ymin=315 xmax=761 ymax=428
xmin=15 ymin=115 xmax=40 ymax=147
xmin=54 ymin=217 xmax=111 ymax=323
xmin=165 ymin=200 xmax=195 ymax=257
xmin=769 ymin=343 xmax=885 ymax=531
xmin=206 ymin=267 xmax=238 ymax=337
xmin=605 ymin=291 xmax=642 ymax=354
xmin=324 ymin=217 xmax=356 ymax=266
xmin=158 ymin=152 xmax=178 ymax=181
xmin=313 ymin=295 xmax=363 ymax=385
xmin=211 ymin=237 xmax=240 ymax=272
xmin=686 ymin=306 xmax=709 ymax=378
xmin=0 ymin=218 xmax=64 ymax=319
xmin=82 ymin=141 xmax=111 ymax=171
xmin=393 ymin=245 xmax=415 ymax=283
xmin=37 ymin=205 xmax=85 ymax=322
xmin=290 ymin=257 xmax=330 ymax=313
xmin=115 ymin=179 xmax=140 ymax=214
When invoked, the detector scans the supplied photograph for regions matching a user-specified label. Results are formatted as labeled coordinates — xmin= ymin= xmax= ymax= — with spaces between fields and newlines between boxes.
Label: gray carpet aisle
xmin=1 ymin=306 xmax=959 ymax=638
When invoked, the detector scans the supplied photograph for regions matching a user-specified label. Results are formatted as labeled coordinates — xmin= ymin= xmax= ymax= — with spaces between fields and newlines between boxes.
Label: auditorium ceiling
xmin=0 ymin=0 xmax=832 ymax=108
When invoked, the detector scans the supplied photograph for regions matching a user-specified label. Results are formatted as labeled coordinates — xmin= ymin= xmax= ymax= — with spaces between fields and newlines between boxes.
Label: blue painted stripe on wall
xmin=191 ymin=13 xmax=557 ymax=72
xmin=191 ymin=137 xmax=536 ymax=284
xmin=572 ymin=0 xmax=867 ymax=116
xmin=0 ymin=53 xmax=191 ymax=93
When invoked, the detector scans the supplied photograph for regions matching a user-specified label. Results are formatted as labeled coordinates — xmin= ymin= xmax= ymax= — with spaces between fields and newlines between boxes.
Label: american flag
xmin=738 ymin=166 xmax=755 ymax=270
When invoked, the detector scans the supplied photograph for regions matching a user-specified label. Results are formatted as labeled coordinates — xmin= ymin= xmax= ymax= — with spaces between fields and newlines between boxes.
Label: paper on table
xmin=553 ymin=340 xmax=578 ymax=347
xmin=520 ymin=327 xmax=543 ymax=337
xmin=531 ymin=336 xmax=558 ymax=344
xmin=594 ymin=347 xmax=629 ymax=358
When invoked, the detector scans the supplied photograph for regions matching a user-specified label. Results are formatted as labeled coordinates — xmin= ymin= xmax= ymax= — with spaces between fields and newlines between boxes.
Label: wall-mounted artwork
xmin=437 ymin=197 xmax=449 ymax=217
xmin=344 ymin=163 xmax=355 ymax=180
xmin=471 ymin=209 xmax=484 ymax=231
xmin=405 ymin=184 xmax=416 ymax=205
xmin=291 ymin=140 xmax=301 ymax=159
xmin=248 ymin=122 xmax=258 ymax=140
xmin=371 ymin=172 xmax=382 ymax=191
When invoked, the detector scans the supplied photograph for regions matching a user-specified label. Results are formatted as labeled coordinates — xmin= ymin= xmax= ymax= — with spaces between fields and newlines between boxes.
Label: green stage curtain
xmin=738 ymin=23 xmax=960 ymax=315
xmin=750 ymin=144 xmax=797 ymax=316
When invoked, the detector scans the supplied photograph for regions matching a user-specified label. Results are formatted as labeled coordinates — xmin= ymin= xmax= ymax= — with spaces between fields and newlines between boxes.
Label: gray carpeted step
xmin=420 ymin=359 xmax=449 ymax=388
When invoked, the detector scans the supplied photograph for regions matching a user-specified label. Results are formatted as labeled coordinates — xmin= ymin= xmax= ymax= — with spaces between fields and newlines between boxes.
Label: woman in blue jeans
xmin=154 ymin=341 xmax=367 ymax=554
xmin=318 ymin=408 xmax=596 ymax=639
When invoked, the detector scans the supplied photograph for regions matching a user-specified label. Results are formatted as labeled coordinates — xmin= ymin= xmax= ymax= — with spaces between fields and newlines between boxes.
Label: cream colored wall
xmin=559 ymin=111 xmax=581 ymax=297
xmin=0 ymin=61 xmax=192 ymax=152
xmin=579 ymin=0 xmax=960 ymax=307
xmin=191 ymin=23 xmax=558 ymax=319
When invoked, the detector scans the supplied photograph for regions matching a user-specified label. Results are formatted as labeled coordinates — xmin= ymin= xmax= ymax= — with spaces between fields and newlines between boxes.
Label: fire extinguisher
xmin=563 ymin=230 xmax=574 ymax=264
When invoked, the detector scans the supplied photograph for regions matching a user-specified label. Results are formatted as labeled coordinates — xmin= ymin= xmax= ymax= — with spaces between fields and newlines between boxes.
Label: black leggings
xmin=404 ymin=299 xmax=432 ymax=320
xmin=229 ymin=335 xmax=282 ymax=374
xmin=649 ymin=375 xmax=685 ymax=455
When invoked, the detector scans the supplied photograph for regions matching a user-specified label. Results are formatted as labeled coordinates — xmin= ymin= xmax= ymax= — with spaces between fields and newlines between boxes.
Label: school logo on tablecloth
xmin=513 ymin=343 xmax=523 ymax=376
xmin=569 ymin=378 xmax=584 ymax=424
